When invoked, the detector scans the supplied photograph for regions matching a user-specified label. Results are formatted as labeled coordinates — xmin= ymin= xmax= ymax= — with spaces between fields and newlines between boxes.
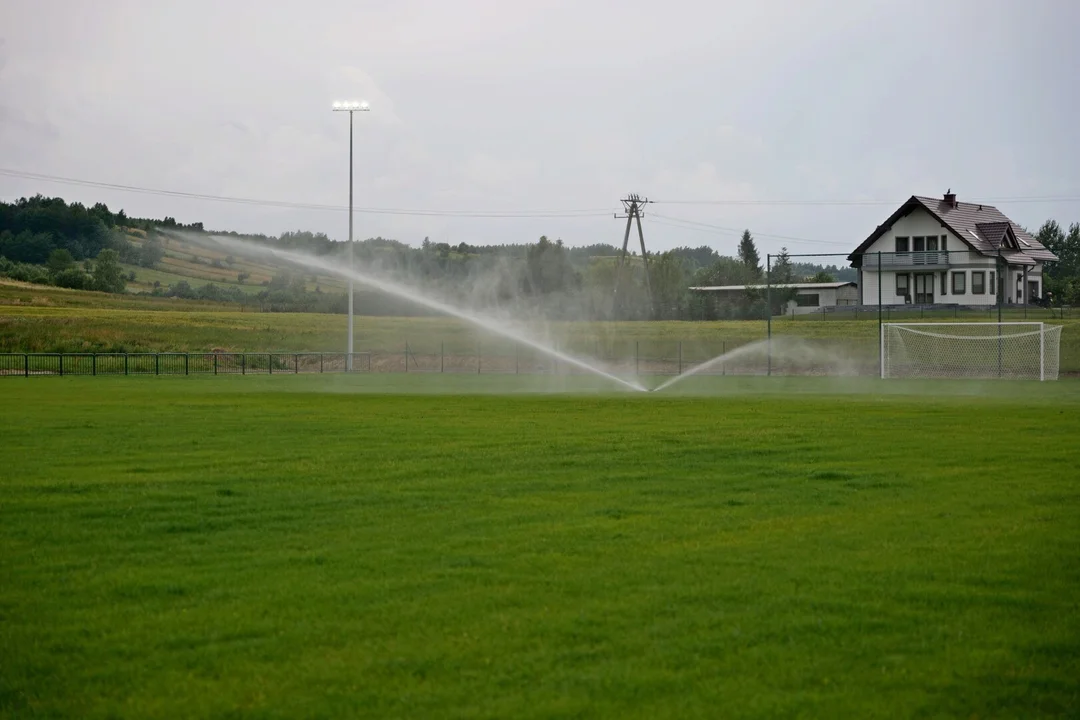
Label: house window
xmin=972 ymin=271 xmax=985 ymax=294
xmin=952 ymin=271 xmax=966 ymax=295
xmin=795 ymin=294 xmax=820 ymax=307
xmin=940 ymin=235 xmax=947 ymax=251
xmin=940 ymin=272 xmax=947 ymax=296
xmin=913 ymin=236 xmax=939 ymax=252
xmin=896 ymin=273 xmax=910 ymax=299
xmin=990 ymin=271 xmax=996 ymax=297
xmin=895 ymin=237 xmax=910 ymax=253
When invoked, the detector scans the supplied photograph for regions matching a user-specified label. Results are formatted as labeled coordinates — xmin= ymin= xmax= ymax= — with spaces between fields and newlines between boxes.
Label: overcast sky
xmin=1 ymin=0 xmax=1078 ymax=259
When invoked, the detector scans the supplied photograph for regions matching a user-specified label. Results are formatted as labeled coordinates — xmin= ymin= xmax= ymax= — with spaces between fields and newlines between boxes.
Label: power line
xmin=650 ymin=212 xmax=852 ymax=247
xmin=653 ymin=194 xmax=1080 ymax=206
xmin=0 ymin=168 xmax=611 ymax=219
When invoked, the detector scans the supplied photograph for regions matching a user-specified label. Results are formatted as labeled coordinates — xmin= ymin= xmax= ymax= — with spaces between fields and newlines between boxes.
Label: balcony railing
xmin=861 ymin=251 xmax=951 ymax=269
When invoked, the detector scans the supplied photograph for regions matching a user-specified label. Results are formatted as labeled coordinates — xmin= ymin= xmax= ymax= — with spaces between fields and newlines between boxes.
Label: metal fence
xmin=776 ymin=304 xmax=1074 ymax=322
xmin=0 ymin=344 xmax=804 ymax=378
xmin=0 ymin=352 xmax=372 ymax=377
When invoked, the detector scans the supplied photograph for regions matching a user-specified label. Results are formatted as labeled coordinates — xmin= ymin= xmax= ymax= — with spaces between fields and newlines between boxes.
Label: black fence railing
xmin=0 ymin=352 xmax=372 ymax=377
xmin=775 ymin=304 xmax=1074 ymax=321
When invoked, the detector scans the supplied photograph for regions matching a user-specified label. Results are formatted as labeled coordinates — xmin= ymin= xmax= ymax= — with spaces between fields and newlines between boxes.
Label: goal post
xmin=880 ymin=322 xmax=1062 ymax=381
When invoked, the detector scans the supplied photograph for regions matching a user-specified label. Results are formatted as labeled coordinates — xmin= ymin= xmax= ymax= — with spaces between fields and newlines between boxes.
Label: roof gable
xmin=849 ymin=195 xmax=1058 ymax=265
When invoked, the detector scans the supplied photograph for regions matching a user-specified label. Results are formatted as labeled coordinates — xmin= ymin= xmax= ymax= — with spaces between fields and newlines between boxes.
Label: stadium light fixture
xmin=331 ymin=100 xmax=370 ymax=370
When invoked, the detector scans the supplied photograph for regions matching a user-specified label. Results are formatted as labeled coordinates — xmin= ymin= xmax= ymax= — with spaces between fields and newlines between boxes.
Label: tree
xmin=807 ymin=270 xmax=835 ymax=283
xmin=766 ymin=247 xmax=798 ymax=314
xmin=1038 ymin=220 xmax=1080 ymax=305
xmin=47 ymin=248 xmax=75 ymax=275
xmin=737 ymin=230 xmax=761 ymax=278
xmin=770 ymin=247 xmax=794 ymax=283
xmin=650 ymin=251 xmax=692 ymax=320
xmin=91 ymin=249 xmax=127 ymax=293
xmin=139 ymin=238 xmax=164 ymax=268
xmin=53 ymin=267 xmax=91 ymax=290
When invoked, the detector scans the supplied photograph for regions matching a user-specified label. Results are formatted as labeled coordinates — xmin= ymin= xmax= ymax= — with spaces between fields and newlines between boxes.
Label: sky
xmin=1 ymin=0 xmax=1078 ymax=260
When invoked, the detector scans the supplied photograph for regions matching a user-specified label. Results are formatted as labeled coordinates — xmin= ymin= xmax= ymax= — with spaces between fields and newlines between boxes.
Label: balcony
xmin=860 ymin=251 xmax=951 ymax=270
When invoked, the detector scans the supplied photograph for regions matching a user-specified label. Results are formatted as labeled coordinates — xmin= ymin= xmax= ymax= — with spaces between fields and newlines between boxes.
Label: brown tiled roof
xmin=849 ymin=195 xmax=1058 ymax=265
xmin=974 ymin=221 xmax=1010 ymax=249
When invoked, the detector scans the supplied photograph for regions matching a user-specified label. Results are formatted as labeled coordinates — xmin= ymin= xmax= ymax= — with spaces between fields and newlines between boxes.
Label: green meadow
xmin=1 ymin=375 xmax=1078 ymax=718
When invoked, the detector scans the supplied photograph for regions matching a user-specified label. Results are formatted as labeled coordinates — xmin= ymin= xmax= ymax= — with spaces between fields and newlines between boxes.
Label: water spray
xmin=194 ymin=234 xmax=648 ymax=393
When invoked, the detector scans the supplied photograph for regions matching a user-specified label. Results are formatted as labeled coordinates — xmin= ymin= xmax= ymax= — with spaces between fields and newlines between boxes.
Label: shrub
xmin=53 ymin=267 xmax=92 ymax=290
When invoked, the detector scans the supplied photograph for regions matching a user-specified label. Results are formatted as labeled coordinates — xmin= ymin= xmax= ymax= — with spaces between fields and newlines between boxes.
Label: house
xmin=688 ymin=281 xmax=859 ymax=315
xmin=847 ymin=191 xmax=1058 ymax=306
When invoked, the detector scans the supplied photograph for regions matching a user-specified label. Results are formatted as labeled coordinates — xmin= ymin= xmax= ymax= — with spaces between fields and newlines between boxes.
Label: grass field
xmin=1 ymin=375 xmax=1078 ymax=718
xmin=3 ymin=281 xmax=1080 ymax=376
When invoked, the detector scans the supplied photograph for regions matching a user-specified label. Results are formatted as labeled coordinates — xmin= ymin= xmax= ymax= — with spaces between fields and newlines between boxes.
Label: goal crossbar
xmin=880 ymin=322 xmax=1061 ymax=381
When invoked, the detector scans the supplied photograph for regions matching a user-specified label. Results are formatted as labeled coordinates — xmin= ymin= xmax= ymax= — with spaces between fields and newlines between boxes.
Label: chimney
xmin=943 ymin=189 xmax=957 ymax=208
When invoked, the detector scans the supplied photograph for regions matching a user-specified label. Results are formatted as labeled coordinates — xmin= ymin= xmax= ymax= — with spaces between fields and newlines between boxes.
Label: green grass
xmin=1 ymin=375 xmax=1078 ymax=718
xmin=3 ymin=280 xmax=1080 ymax=372
xmin=119 ymin=263 xmax=267 ymax=296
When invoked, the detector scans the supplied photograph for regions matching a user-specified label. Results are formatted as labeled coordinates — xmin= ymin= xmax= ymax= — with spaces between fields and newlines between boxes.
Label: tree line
xmin=5 ymin=194 xmax=1075 ymax=317
xmin=1035 ymin=221 xmax=1080 ymax=306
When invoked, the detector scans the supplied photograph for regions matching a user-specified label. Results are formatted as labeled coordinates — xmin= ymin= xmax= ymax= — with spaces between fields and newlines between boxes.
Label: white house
xmin=689 ymin=281 xmax=858 ymax=315
xmin=847 ymin=191 xmax=1058 ymax=306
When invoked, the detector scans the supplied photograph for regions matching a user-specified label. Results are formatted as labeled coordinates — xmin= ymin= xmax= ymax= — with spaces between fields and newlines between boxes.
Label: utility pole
xmin=332 ymin=100 xmax=370 ymax=370
xmin=613 ymin=193 xmax=654 ymax=318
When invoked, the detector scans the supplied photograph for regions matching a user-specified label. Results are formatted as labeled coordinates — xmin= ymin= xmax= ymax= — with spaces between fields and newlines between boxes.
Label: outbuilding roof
xmin=689 ymin=282 xmax=856 ymax=291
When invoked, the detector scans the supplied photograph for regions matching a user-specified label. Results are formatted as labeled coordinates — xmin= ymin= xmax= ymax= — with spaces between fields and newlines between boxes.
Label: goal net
xmin=881 ymin=322 xmax=1062 ymax=380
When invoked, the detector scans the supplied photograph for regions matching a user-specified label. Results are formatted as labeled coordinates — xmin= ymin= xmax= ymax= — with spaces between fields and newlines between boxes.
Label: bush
xmin=91 ymin=249 xmax=127 ymax=293
xmin=168 ymin=280 xmax=196 ymax=299
xmin=17 ymin=264 xmax=51 ymax=285
xmin=138 ymin=238 xmax=164 ymax=268
xmin=53 ymin=267 xmax=91 ymax=290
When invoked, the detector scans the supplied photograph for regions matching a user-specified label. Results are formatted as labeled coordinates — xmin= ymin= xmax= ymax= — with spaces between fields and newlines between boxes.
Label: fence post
xmin=124 ymin=354 xmax=128 ymax=376
xmin=722 ymin=341 xmax=726 ymax=376
xmin=155 ymin=353 xmax=159 ymax=376
xmin=92 ymin=354 xmax=97 ymax=376
xmin=59 ymin=353 xmax=64 ymax=377
xmin=185 ymin=353 xmax=189 ymax=375
xmin=268 ymin=354 xmax=272 ymax=375
xmin=24 ymin=354 xmax=28 ymax=378
xmin=319 ymin=353 xmax=323 ymax=374
xmin=214 ymin=353 xmax=218 ymax=375
xmin=678 ymin=341 xmax=682 ymax=375
xmin=295 ymin=354 xmax=299 ymax=374
xmin=242 ymin=354 xmax=246 ymax=375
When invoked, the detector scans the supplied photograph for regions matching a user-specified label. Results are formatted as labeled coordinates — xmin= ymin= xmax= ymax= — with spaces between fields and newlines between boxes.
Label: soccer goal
xmin=881 ymin=322 xmax=1062 ymax=381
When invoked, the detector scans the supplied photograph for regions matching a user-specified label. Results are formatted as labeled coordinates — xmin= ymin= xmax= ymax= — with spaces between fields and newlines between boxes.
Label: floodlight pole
xmin=333 ymin=101 xmax=370 ymax=370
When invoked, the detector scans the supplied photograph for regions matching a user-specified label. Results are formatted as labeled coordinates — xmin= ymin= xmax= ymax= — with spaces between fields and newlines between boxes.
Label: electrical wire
xmin=652 ymin=194 xmax=1080 ymax=206
xmin=0 ymin=168 xmax=611 ymax=219
xmin=649 ymin=212 xmax=852 ymax=247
